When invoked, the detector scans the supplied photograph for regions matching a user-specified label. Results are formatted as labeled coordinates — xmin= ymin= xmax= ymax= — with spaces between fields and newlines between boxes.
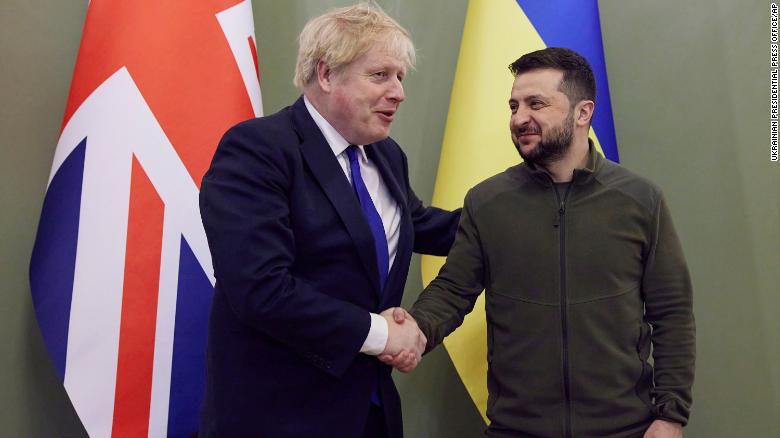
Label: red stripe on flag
xmin=112 ymin=157 xmax=165 ymax=437
xmin=248 ymin=36 xmax=260 ymax=83
xmin=61 ymin=0 xmax=253 ymax=188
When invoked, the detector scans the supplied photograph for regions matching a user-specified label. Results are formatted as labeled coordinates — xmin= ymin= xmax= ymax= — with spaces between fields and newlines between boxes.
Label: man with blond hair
xmin=198 ymin=3 xmax=460 ymax=437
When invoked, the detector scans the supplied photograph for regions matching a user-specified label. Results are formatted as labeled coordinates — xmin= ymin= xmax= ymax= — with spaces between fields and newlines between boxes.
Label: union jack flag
xmin=29 ymin=1 xmax=262 ymax=437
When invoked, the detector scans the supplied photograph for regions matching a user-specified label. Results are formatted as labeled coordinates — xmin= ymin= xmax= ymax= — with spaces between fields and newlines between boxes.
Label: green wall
xmin=1 ymin=2 xmax=89 ymax=436
xmin=599 ymin=1 xmax=779 ymax=436
xmin=0 ymin=1 xmax=776 ymax=437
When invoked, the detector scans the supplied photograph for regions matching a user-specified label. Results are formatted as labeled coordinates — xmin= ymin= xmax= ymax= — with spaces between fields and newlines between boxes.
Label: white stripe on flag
xmin=217 ymin=0 xmax=264 ymax=118
xmin=64 ymin=69 xmax=137 ymax=438
xmin=148 ymin=209 xmax=182 ymax=438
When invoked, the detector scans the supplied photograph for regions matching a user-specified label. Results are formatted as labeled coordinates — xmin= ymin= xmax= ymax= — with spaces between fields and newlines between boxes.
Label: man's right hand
xmin=378 ymin=308 xmax=426 ymax=372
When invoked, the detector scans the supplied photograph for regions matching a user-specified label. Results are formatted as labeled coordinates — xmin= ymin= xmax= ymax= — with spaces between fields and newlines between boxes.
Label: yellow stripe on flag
xmin=422 ymin=0 xmax=605 ymax=422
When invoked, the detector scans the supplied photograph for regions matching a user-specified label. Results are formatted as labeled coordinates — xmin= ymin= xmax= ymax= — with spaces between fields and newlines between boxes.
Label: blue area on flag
xmin=516 ymin=0 xmax=619 ymax=162
xmin=167 ymin=236 xmax=213 ymax=437
xmin=29 ymin=138 xmax=87 ymax=379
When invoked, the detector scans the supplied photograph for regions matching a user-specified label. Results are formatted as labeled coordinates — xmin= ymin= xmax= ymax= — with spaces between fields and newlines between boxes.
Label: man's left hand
xmin=643 ymin=419 xmax=683 ymax=438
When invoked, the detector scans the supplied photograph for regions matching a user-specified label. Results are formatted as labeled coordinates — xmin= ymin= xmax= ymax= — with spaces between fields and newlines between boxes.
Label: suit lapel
xmin=365 ymin=144 xmax=408 ymax=212
xmin=366 ymin=143 xmax=413 ymax=308
xmin=292 ymin=98 xmax=381 ymax=294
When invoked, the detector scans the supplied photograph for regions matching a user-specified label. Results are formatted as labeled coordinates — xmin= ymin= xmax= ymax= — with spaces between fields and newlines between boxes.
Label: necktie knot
xmin=346 ymin=144 xmax=360 ymax=164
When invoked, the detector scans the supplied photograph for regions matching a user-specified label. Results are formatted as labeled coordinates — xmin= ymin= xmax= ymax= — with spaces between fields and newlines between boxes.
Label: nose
xmin=387 ymin=77 xmax=405 ymax=103
xmin=510 ymin=107 xmax=531 ymax=130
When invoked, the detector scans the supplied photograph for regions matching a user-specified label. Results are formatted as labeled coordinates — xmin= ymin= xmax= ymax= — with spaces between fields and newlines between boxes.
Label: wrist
xmin=360 ymin=313 xmax=388 ymax=355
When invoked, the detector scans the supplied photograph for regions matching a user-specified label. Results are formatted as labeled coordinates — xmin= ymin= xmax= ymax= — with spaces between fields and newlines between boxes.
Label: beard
xmin=513 ymin=110 xmax=575 ymax=167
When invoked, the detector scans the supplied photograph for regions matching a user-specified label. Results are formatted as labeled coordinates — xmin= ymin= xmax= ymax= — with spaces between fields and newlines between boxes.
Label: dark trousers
xmin=362 ymin=403 xmax=388 ymax=438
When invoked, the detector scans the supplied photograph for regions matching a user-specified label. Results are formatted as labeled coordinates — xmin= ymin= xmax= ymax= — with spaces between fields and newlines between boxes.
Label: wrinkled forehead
xmin=353 ymin=32 xmax=415 ymax=70
xmin=511 ymin=68 xmax=565 ymax=98
xmin=349 ymin=45 xmax=408 ymax=73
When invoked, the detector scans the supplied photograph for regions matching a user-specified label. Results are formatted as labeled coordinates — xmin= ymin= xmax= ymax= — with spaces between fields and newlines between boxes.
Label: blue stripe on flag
xmin=29 ymin=138 xmax=87 ymax=379
xmin=167 ymin=236 xmax=213 ymax=438
xmin=515 ymin=0 xmax=619 ymax=162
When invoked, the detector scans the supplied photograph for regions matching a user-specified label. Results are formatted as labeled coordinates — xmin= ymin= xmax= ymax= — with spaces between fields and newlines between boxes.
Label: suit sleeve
xmin=410 ymin=192 xmax=485 ymax=353
xmin=398 ymin=149 xmax=461 ymax=255
xmin=642 ymin=193 xmax=695 ymax=425
xmin=200 ymin=123 xmax=370 ymax=378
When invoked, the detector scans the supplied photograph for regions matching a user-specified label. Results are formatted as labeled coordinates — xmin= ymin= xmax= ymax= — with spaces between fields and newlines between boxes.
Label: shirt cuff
xmin=360 ymin=313 xmax=388 ymax=355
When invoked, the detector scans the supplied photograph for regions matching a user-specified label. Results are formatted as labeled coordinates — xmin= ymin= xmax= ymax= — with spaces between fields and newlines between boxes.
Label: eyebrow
xmin=366 ymin=60 xmax=406 ymax=70
xmin=508 ymin=94 xmax=549 ymax=105
xmin=523 ymin=94 xmax=547 ymax=101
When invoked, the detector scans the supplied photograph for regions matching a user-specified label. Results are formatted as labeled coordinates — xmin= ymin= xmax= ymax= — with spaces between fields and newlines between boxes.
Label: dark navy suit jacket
xmin=198 ymin=97 xmax=460 ymax=437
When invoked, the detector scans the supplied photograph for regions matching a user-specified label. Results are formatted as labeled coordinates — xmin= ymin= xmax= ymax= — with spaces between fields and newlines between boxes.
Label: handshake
xmin=377 ymin=307 xmax=426 ymax=373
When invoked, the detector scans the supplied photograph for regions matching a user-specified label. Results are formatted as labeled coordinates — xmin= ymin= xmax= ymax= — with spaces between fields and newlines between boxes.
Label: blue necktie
xmin=346 ymin=145 xmax=389 ymax=292
xmin=347 ymin=146 xmax=387 ymax=407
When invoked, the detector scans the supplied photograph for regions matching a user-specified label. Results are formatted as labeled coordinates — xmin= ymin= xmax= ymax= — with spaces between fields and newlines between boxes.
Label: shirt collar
xmin=303 ymin=95 xmax=368 ymax=162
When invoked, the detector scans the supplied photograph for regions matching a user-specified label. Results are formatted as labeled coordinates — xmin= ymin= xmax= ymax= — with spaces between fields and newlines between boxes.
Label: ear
xmin=574 ymin=100 xmax=594 ymax=127
xmin=316 ymin=60 xmax=334 ymax=93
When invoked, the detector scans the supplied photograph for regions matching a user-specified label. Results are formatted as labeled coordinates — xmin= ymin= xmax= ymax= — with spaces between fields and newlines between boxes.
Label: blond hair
xmin=293 ymin=2 xmax=416 ymax=89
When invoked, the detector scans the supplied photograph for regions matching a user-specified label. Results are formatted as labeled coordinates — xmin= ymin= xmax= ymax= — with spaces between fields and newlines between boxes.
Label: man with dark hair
xmin=382 ymin=47 xmax=695 ymax=438
xmin=509 ymin=47 xmax=597 ymax=106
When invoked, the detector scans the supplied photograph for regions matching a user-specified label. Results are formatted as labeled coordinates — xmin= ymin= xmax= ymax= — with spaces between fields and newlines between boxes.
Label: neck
xmin=541 ymin=134 xmax=589 ymax=183
xmin=303 ymin=88 xmax=327 ymax=116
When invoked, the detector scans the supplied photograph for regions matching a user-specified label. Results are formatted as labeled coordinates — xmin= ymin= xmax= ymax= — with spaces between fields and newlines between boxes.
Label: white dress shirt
xmin=304 ymin=96 xmax=398 ymax=355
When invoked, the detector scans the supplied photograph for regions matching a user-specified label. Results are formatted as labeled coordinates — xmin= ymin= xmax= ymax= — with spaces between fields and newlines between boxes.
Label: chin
xmin=368 ymin=129 xmax=391 ymax=143
xmin=519 ymin=143 xmax=538 ymax=156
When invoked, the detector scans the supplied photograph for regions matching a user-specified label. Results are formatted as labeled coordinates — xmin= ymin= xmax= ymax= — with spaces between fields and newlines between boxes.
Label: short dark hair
xmin=508 ymin=48 xmax=596 ymax=108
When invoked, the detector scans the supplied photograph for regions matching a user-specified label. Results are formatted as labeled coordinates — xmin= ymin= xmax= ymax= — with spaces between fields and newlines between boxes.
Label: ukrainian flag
xmin=421 ymin=0 xmax=617 ymax=422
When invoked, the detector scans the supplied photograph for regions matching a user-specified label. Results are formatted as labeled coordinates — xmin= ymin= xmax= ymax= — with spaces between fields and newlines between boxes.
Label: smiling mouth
xmin=516 ymin=123 xmax=541 ymax=137
xmin=376 ymin=110 xmax=396 ymax=122
xmin=514 ymin=131 xmax=540 ymax=145
xmin=516 ymin=131 xmax=540 ymax=138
